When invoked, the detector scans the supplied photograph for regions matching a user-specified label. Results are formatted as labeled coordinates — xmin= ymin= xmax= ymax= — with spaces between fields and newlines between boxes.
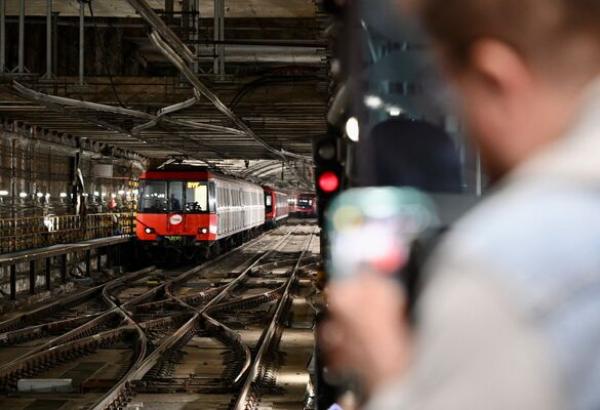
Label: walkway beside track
xmin=0 ymin=235 xmax=133 ymax=300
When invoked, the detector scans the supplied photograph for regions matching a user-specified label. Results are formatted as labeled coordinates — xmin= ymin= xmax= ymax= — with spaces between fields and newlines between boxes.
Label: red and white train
xmin=136 ymin=166 xmax=290 ymax=260
xmin=263 ymin=186 xmax=289 ymax=228
xmin=290 ymin=193 xmax=318 ymax=218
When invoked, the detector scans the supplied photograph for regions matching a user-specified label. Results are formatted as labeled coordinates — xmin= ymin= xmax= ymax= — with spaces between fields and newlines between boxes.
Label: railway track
xmin=0 ymin=223 xmax=320 ymax=410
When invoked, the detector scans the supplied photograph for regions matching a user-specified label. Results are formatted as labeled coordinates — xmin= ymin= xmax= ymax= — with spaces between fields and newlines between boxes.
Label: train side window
xmin=184 ymin=181 xmax=208 ymax=213
xmin=208 ymin=182 xmax=216 ymax=212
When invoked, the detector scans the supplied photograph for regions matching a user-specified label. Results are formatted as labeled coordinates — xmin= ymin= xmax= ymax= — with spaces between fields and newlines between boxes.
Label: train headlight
xmin=199 ymin=228 xmax=208 ymax=234
xmin=144 ymin=227 xmax=155 ymax=234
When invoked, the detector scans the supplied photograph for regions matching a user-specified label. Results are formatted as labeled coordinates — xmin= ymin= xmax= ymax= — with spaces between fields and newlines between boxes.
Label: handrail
xmin=0 ymin=212 xmax=136 ymax=253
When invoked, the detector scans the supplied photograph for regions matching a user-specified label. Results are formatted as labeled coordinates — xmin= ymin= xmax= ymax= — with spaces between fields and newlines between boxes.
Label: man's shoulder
xmin=427 ymin=183 xmax=600 ymax=316
xmin=453 ymin=183 xmax=599 ymax=248
xmin=434 ymin=183 xmax=600 ymax=283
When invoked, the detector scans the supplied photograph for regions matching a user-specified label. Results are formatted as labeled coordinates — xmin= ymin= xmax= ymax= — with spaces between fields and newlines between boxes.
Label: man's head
xmin=413 ymin=0 xmax=600 ymax=178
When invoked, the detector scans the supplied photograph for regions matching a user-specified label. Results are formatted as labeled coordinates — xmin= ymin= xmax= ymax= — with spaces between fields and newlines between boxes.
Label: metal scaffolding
xmin=214 ymin=0 xmax=225 ymax=77
xmin=43 ymin=0 xmax=53 ymax=79
xmin=79 ymin=0 xmax=85 ymax=85
xmin=0 ymin=0 xmax=5 ymax=73
xmin=17 ymin=0 xmax=25 ymax=73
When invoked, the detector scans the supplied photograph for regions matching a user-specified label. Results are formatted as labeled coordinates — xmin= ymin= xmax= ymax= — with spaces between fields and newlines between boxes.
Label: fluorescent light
xmin=118 ymin=190 xmax=125 ymax=195
xmin=388 ymin=106 xmax=403 ymax=117
xmin=19 ymin=192 xmax=28 ymax=198
xmin=0 ymin=190 xmax=8 ymax=196
xmin=345 ymin=117 xmax=360 ymax=142
xmin=36 ymin=192 xmax=44 ymax=198
xmin=60 ymin=192 xmax=68 ymax=198
xmin=93 ymin=191 xmax=100 ymax=197
xmin=364 ymin=95 xmax=383 ymax=109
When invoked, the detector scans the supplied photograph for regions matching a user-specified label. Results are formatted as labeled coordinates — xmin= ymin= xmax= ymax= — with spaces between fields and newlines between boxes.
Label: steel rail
xmin=126 ymin=232 xmax=294 ymax=380
xmin=200 ymin=225 xmax=311 ymax=388
xmin=233 ymin=227 xmax=317 ymax=410
xmin=0 ymin=325 xmax=140 ymax=393
xmin=0 ymin=228 xmax=298 ymax=409
xmin=0 ymin=264 xmax=158 ymax=389
xmin=90 ymin=228 xmax=289 ymax=409
xmin=125 ymin=232 xmax=271 ymax=315
xmin=0 ymin=313 xmax=102 ymax=346
xmin=0 ymin=266 xmax=157 ymax=334
xmin=0 ymin=267 xmax=158 ymax=371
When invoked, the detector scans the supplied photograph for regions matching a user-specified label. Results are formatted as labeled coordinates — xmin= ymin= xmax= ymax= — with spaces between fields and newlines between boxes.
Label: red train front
xmin=291 ymin=193 xmax=317 ymax=218
xmin=263 ymin=186 xmax=289 ymax=228
xmin=136 ymin=167 xmax=265 ymax=260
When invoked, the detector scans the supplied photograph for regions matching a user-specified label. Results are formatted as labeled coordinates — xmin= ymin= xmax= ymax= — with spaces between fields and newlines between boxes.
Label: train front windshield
xmin=139 ymin=180 xmax=208 ymax=213
xmin=297 ymin=198 xmax=313 ymax=209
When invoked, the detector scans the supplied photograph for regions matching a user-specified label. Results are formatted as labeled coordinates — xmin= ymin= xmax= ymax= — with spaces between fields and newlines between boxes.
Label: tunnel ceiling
xmin=0 ymin=0 xmax=330 ymax=189
xmin=1 ymin=1 xmax=318 ymax=18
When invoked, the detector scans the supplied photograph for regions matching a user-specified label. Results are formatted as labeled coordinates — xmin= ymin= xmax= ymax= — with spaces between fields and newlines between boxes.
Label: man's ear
xmin=468 ymin=38 xmax=533 ymax=98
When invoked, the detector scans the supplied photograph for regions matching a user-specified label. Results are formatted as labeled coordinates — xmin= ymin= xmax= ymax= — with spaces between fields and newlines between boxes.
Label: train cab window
xmin=184 ymin=181 xmax=208 ymax=213
xmin=298 ymin=197 xmax=313 ymax=209
xmin=168 ymin=181 xmax=184 ymax=212
xmin=265 ymin=193 xmax=273 ymax=212
xmin=139 ymin=181 xmax=168 ymax=212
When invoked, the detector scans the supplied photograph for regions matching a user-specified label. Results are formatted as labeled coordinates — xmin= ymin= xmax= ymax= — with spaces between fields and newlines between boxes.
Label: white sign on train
xmin=169 ymin=214 xmax=183 ymax=225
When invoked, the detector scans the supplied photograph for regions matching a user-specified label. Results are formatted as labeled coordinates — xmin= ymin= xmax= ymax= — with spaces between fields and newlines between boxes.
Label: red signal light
xmin=318 ymin=171 xmax=340 ymax=193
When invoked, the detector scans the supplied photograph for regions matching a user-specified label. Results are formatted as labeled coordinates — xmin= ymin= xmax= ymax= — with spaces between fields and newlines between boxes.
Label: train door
xmin=165 ymin=181 xmax=186 ymax=235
